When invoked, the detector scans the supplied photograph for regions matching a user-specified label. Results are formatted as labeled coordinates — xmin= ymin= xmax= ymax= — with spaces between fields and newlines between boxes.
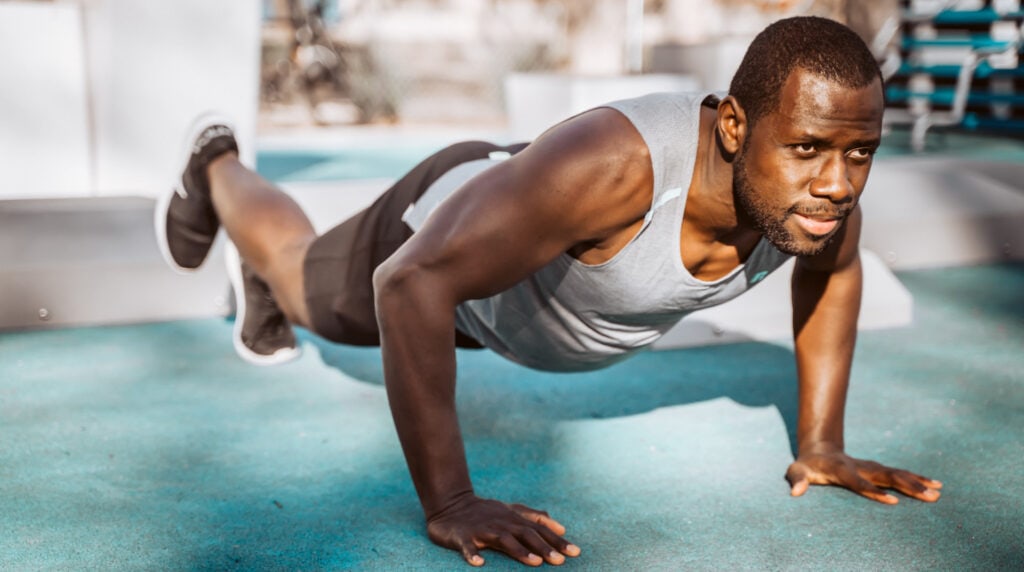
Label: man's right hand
xmin=426 ymin=494 xmax=581 ymax=567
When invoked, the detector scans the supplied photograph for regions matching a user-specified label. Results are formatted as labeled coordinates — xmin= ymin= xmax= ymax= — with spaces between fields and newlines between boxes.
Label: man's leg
xmin=157 ymin=117 xmax=528 ymax=356
xmin=157 ymin=114 xmax=312 ymax=365
xmin=207 ymin=140 xmax=526 ymax=337
xmin=207 ymin=153 xmax=314 ymax=330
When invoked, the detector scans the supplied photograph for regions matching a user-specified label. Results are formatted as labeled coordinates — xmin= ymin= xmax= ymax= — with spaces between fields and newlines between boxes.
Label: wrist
xmin=798 ymin=440 xmax=844 ymax=457
xmin=425 ymin=488 xmax=477 ymax=523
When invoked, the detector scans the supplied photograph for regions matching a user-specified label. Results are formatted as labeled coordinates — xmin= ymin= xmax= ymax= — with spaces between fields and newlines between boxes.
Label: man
xmin=157 ymin=16 xmax=942 ymax=567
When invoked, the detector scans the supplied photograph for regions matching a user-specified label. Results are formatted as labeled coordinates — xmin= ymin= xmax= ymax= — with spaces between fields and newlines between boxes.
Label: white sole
xmin=225 ymin=241 xmax=302 ymax=366
xmin=154 ymin=112 xmax=238 ymax=275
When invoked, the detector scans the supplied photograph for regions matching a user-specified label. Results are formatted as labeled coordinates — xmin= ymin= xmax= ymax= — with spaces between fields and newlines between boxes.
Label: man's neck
xmin=676 ymin=103 xmax=764 ymax=282
xmin=686 ymin=105 xmax=753 ymax=244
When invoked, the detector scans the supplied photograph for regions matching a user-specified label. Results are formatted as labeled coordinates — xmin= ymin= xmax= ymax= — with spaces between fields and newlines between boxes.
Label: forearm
xmin=375 ymin=268 xmax=473 ymax=519
xmin=791 ymin=253 xmax=862 ymax=454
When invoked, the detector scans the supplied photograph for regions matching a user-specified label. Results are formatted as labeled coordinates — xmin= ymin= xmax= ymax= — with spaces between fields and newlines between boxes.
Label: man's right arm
xmin=371 ymin=108 xmax=653 ymax=567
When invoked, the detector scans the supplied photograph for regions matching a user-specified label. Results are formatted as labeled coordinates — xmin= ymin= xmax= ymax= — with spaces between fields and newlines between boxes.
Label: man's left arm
xmin=787 ymin=206 xmax=942 ymax=504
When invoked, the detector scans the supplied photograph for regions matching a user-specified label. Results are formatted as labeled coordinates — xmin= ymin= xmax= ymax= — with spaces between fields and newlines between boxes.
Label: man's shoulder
xmin=599 ymin=91 xmax=710 ymax=139
xmin=603 ymin=91 xmax=711 ymax=114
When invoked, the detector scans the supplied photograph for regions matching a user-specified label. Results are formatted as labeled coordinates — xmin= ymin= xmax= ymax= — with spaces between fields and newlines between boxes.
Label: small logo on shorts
xmin=750 ymin=270 xmax=768 ymax=285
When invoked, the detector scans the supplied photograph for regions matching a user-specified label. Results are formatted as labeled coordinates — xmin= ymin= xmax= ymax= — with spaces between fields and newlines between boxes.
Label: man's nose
xmin=810 ymin=154 xmax=854 ymax=203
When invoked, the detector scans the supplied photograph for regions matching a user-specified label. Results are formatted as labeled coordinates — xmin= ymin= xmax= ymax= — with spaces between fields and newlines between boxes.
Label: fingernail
xmin=528 ymin=553 xmax=541 ymax=562
xmin=567 ymin=544 xmax=581 ymax=555
xmin=470 ymin=555 xmax=483 ymax=565
xmin=549 ymin=551 xmax=565 ymax=562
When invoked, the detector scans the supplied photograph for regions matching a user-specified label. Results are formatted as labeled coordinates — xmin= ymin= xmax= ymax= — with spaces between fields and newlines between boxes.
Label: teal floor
xmin=2 ymin=263 xmax=1022 ymax=571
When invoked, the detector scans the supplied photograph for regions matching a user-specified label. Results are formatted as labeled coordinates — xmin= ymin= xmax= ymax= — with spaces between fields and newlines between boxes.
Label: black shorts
xmin=303 ymin=140 xmax=528 ymax=347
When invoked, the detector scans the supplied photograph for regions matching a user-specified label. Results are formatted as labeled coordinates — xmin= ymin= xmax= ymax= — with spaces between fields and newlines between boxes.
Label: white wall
xmin=0 ymin=2 xmax=92 ymax=199
xmin=85 ymin=0 xmax=261 ymax=197
xmin=0 ymin=0 xmax=261 ymax=200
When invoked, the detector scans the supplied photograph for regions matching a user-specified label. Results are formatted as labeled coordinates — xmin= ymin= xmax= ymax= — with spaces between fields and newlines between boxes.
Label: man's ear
xmin=717 ymin=96 xmax=747 ymax=156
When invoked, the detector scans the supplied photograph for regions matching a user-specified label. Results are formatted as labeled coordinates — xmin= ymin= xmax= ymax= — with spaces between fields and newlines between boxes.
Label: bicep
xmin=392 ymin=164 xmax=580 ymax=303
xmin=385 ymin=110 xmax=652 ymax=304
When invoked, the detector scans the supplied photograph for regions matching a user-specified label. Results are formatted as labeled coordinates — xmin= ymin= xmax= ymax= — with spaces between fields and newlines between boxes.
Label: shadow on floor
xmin=307 ymin=335 xmax=801 ymax=454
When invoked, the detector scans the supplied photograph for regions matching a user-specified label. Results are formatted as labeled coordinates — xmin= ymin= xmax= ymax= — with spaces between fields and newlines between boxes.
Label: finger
xmin=852 ymin=459 xmax=892 ymax=483
xmin=906 ymin=486 xmax=941 ymax=503
xmin=495 ymin=534 xmax=544 ymax=567
xmin=856 ymin=460 xmax=943 ymax=490
xmin=844 ymin=472 xmax=899 ymax=505
xmin=515 ymin=527 xmax=567 ymax=565
xmin=785 ymin=463 xmax=811 ymax=497
xmin=510 ymin=504 xmax=566 ymax=536
xmin=454 ymin=537 xmax=485 ymax=567
xmin=888 ymin=471 xmax=942 ymax=502
xmin=532 ymin=522 xmax=582 ymax=559
xmin=791 ymin=478 xmax=810 ymax=497
xmin=508 ymin=503 xmax=580 ymax=557
xmin=856 ymin=463 xmax=943 ymax=502
xmin=807 ymin=459 xmax=896 ymax=504
xmin=893 ymin=470 xmax=943 ymax=491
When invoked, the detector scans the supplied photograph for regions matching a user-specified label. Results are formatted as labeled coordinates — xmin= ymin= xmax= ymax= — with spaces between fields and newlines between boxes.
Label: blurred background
xmin=257 ymin=0 xmax=850 ymax=129
xmin=4 ymin=0 xmax=1023 ymax=199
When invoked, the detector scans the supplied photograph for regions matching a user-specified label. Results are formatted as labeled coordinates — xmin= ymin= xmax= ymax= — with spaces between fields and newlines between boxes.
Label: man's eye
xmin=794 ymin=143 xmax=816 ymax=154
xmin=849 ymin=148 xmax=875 ymax=160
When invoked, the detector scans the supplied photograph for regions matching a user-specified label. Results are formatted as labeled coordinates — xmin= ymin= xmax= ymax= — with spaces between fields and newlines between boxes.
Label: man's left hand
xmin=786 ymin=447 xmax=942 ymax=504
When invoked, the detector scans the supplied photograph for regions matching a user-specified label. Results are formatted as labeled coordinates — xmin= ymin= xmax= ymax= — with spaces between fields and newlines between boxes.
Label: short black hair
xmin=728 ymin=16 xmax=882 ymax=128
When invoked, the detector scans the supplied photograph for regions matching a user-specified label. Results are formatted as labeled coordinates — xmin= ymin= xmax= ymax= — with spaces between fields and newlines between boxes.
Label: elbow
xmin=373 ymin=257 xmax=413 ymax=309
xmin=372 ymin=258 xmax=412 ymax=332
xmin=372 ymin=257 xmax=450 ymax=320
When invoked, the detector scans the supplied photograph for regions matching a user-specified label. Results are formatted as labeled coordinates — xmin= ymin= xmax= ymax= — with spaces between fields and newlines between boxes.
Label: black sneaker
xmin=225 ymin=242 xmax=302 ymax=366
xmin=156 ymin=113 xmax=239 ymax=273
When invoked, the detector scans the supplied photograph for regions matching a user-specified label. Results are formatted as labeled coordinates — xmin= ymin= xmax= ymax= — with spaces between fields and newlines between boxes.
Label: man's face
xmin=732 ymin=68 xmax=883 ymax=256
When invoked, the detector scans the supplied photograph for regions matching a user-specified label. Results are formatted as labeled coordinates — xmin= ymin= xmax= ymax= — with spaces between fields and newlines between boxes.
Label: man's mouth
xmin=792 ymin=212 xmax=840 ymax=236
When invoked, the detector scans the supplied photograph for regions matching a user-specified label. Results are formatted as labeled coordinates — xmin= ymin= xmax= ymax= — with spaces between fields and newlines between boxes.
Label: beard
xmin=731 ymin=148 xmax=844 ymax=257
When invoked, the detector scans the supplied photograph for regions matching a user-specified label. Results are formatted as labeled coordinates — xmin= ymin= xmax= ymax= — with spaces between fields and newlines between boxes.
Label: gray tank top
xmin=403 ymin=92 xmax=791 ymax=372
